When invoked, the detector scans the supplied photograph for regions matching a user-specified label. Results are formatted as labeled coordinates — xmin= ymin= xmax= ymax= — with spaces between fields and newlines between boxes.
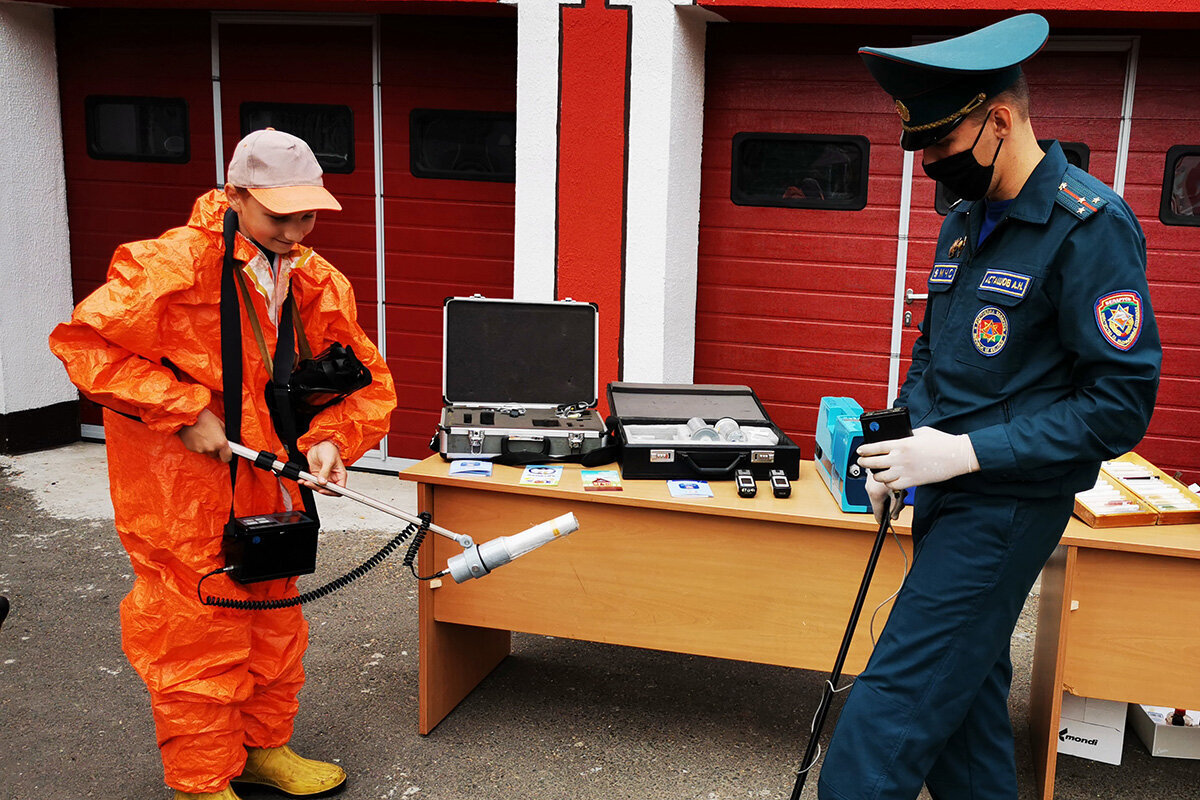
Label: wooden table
xmin=1029 ymin=518 xmax=1200 ymax=799
xmin=404 ymin=456 xmax=1200 ymax=798
xmin=403 ymin=456 xmax=911 ymax=735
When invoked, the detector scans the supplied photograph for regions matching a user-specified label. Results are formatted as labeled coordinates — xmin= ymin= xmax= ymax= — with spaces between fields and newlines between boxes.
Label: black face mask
xmin=922 ymin=118 xmax=1003 ymax=202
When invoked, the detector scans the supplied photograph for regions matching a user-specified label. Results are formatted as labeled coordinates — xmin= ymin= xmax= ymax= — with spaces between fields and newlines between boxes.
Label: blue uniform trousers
xmin=817 ymin=486 xmax=1075 ymax=800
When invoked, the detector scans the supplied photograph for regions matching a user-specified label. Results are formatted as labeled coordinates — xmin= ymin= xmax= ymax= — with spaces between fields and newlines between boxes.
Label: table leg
xmin=1028 ymin=544 xmax=1076 ymax=800
xmin=417 ymin=483 xmax=512 ymax=734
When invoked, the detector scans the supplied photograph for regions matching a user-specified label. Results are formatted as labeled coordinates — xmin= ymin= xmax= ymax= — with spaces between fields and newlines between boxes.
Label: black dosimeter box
xmin=224 ymin=511 xmax=319 ymax=584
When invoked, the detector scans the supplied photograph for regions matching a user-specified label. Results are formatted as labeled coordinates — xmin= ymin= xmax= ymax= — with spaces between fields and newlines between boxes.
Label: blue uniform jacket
xmin=896 ymin=142 xmax=1162 ymax=497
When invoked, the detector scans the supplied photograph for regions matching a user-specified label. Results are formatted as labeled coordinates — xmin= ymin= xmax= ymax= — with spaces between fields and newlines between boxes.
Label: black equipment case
xmin=434 ymin=296 xmax=608 ymax=462
xmin=607 ymin=382 xmax=802 ymax=480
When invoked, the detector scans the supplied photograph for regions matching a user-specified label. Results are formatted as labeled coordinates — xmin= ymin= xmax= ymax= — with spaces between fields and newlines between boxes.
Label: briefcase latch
xmin=468 ymin=428 xmax=484 ymax=455
xmin=568 ymin=431 xmax=584 ymax=452
xmin=751 ymin=450 xmax=775 ymax=464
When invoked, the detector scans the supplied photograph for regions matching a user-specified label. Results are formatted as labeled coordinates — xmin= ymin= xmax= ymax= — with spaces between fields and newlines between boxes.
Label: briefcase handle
xmin=501 ymin=435 xmax=550 ymax=458
xmin=678 ymin=451 xmax=745 ymax=478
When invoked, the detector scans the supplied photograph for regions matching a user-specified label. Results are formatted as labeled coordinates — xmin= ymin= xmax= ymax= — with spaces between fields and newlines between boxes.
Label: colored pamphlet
xmin=448 ymin=460 xmax=493 ymax=477
xmin=667 ymin=480 xmax=713 ymax=498
xmin=520 ymin=464 xmax=564 ymax=486
xmin=580 ymin=469 xmax=623 ymax=491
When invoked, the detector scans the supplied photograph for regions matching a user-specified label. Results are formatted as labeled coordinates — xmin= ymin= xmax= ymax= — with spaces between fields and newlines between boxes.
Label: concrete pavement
xmin=1 ymin=442 xmax=1195 ymax=799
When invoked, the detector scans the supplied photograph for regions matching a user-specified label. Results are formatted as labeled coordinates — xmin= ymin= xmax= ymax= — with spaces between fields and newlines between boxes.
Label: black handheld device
xmin=859 ymin=407 xmax=913 ymax=474
xmin=735 ymin=468 xmax=757 ymax=498
xmin=769 ymin=469 xmax=791 ymax=499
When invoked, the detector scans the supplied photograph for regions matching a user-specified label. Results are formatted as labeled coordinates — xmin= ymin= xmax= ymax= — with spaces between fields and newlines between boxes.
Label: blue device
xmin=814 ymin=396 xmax=871 ymax=513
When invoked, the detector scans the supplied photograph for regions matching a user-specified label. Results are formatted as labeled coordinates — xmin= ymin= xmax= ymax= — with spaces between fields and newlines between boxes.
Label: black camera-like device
xmin=224 ymin=510 xmax=319 ymax=584
xmin=859 ymin=407 xmax=914 ymax=474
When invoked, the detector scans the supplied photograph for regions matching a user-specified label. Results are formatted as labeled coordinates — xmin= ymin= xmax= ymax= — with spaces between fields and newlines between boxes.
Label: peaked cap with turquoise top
xmin=859 ymin=13 xmax=1050 ymax=151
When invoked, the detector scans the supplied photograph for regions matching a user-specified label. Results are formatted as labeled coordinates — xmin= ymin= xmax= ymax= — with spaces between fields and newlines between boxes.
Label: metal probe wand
xmin=790 ymin=491 xmax=900 ymax=797
xmin=227 ymin=442 xmax=579 ymax=582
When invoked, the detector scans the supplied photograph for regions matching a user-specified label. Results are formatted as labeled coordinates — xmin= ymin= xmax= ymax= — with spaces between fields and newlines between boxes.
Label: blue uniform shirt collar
xmin=1001 ymin=140 xmax=1069 ymax=224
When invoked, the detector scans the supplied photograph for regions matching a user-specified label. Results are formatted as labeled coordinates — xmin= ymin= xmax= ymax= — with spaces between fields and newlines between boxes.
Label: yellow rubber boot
xmin=174 ymin=788 xmax=243 ymax=800
xmin=233 ymin=745 xmax=347 ymax=797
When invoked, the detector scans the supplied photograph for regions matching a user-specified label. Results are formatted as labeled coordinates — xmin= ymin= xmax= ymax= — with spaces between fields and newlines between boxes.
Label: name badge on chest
xmin=978 ymin=269 xmax=1031 ymax=299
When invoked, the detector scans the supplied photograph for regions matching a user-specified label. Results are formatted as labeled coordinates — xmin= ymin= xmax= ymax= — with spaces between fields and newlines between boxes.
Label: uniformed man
xmin=817 ymin=14 xmax=1162 ymax=800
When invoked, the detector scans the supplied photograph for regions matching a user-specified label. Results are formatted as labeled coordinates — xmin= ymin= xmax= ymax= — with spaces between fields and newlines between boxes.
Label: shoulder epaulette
xmin=1055 ymin=172 xmax=1108 ymax=221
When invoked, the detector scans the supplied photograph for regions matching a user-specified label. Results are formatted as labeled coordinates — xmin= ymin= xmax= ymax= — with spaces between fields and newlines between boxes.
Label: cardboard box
xmin=1057 ymin=692 xmax=1126 ymax=765
xmin=1128 ymin=704 xmax=1200 ymax=760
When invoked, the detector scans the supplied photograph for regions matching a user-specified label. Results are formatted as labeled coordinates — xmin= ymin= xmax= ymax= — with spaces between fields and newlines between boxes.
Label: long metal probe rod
xmin=790 ymin=496 xmax=895 ymax=798
xmin=228 ymin=442 xmax=469 ymax=545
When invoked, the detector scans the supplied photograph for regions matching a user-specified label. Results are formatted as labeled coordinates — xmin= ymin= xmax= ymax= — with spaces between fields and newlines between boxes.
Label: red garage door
xmin=698 ymin=23 xmax=905 ymax=449
xmin=380 ymin=15 xmax=517 ymax=459
xmin=1123 ymin=31 xmax=1200 ymax=483
xmin=218 ymin=20 xmax=380 ymax=341
xmin=58 ymin=9 xmax=217 ymax=430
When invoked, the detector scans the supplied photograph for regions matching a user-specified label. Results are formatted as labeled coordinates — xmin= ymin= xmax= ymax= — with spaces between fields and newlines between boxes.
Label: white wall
xmin=620 ymin=0 xmax=718 ymax=383
xmin=511 ymin=0 xmax=560 ymax=302
xmin=0 ymin=3 xmax=77 ymax=415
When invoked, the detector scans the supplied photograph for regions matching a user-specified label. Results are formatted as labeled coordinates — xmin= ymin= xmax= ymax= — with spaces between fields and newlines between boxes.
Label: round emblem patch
xmin=1094 ymin=290 xmax=1143 ymax=351
xmin=972 ymin=306 xmax=1009 ymax=357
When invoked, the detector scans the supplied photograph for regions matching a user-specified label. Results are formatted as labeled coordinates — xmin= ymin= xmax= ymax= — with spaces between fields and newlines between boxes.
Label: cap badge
xmin=895 ymin=100 xmax=911 ymax=123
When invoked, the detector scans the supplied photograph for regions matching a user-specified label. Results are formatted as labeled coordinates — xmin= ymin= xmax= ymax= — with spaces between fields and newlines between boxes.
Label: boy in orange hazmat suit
xmin=50 ymin=129 xmax=397 ymax=800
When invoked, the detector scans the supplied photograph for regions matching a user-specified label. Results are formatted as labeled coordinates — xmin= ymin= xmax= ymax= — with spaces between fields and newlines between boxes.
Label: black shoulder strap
xmin=221 ymin=208 xmax=319 ymax=526
xmin=221 ymin=209 xmax=243 ymax=523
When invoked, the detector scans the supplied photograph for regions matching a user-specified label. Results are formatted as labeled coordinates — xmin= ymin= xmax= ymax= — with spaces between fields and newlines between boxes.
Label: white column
xmin=511 ymin=0 xmax=561 ymax=302
xmin=0 ymin=6 xmax=77 ymax=417
xmin=619 ymin=0 xmax=719 ymax=382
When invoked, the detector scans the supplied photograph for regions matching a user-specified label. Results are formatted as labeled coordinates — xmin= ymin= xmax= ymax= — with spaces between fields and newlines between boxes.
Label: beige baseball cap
xmin=226 ymin=128 xmax=342 ymax=214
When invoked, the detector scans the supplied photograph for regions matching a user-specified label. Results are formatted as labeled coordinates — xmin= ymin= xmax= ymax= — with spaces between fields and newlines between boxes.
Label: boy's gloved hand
xmin=864 ymin=470 xmax=904 ymax=524
xmin=857 ymin=426 xmax=980 ymax=491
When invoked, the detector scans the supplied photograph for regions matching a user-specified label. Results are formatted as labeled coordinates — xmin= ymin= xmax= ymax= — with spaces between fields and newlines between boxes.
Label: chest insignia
xmin=948 ymin=237 xmax=967 ymax=258
xmin=972 ymin=306 xmax=1009 ymax=357
xmin=1094 ymin=290 xmax=1144 ymax=351
xmin=979 ymin=270 xmax=1032 ymax=298
xmin=929 ymin=264 xmax=958 ymax=284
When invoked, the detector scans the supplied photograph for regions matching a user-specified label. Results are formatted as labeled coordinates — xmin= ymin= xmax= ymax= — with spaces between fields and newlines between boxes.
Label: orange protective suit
xmin=49 ymin=190 xmax=396 ymax=793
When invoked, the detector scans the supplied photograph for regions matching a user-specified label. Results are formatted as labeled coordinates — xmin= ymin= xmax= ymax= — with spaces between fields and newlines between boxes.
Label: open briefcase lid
xmin=443 ymin=295 xmax=599 ymax=408
xmin=608 ymin=383 xmax=771 ymax=421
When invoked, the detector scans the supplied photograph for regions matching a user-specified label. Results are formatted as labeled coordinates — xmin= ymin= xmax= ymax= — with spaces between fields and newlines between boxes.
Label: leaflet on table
xmin=448 ymin=460 xmax=493 ymax=477
xmin=520 ymin=464 xmax=564 ymax=486
xmin=580 ymin=469 xmax=622 ymax=491
xmin=668 ymin=480 xmax=713 ymax=498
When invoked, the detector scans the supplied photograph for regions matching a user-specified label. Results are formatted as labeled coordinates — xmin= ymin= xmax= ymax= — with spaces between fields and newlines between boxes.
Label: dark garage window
xmin=936 ymin=140 xmax=1090 ymax=215
xmin=731 ymin=133 xmax=869 ymax=210
xmin=85 ymin=96 xmax=189 ymax=163
xmin=240 ymin=102 xmax=354 ymax=174
xmin=410 ymin=109 xmax=516 ymax=182
xmin=1160 ymin=145 xmax=1200 ymax=226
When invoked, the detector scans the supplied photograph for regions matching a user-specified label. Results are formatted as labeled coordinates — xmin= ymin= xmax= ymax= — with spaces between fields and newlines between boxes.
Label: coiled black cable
xmin=198 ymin=512 xmax=434 ymax=610
xmin=403 ymin=514 xmax=446 ymax=581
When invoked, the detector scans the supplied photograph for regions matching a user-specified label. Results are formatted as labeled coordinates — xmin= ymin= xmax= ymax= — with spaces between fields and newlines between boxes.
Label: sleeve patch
xmin=1094 ymin=290 xmax=1143 ymax=350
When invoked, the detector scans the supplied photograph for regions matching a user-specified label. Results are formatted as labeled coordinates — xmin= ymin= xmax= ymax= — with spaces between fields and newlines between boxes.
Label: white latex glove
xmin=856 ymin=426 xmax=980 ymax=491
xmin=864 ymin=469 xmax=904 ymax=524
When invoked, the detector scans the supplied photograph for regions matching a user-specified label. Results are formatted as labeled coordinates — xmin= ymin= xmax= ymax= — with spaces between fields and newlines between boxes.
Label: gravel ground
xmin=1 ymin=443 xmax=1195 ymax=799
